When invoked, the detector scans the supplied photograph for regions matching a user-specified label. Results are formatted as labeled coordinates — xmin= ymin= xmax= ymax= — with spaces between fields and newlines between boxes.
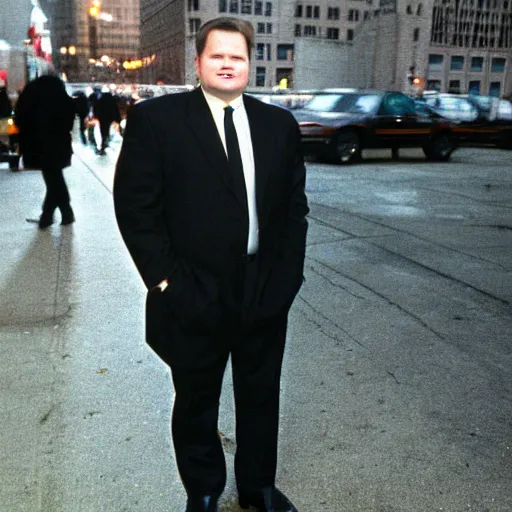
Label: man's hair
xmin=196 ymin=17 xmax=254 ymax=59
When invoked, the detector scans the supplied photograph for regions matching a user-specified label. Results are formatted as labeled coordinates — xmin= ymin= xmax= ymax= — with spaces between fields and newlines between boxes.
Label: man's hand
xmin=156 ymin=279 xmax=169 ymax=292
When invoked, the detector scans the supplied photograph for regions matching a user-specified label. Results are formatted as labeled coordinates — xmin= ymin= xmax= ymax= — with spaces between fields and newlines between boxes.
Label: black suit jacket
xmin=114 ymin=88 xmax=308 ymax=361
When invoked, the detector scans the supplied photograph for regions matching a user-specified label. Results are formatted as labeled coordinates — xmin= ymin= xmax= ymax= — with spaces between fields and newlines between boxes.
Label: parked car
xmin=420 ymin=93 xmax=512 ymax=149
xmin=292 ymin=89 xmax=458 ymax=164
xmin=248 ymin=90 xmax=318 ymax=110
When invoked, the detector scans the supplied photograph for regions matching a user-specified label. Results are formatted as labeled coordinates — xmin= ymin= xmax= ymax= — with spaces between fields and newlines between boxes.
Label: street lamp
xmin=59 ymin=44 xmax=78 ymax=80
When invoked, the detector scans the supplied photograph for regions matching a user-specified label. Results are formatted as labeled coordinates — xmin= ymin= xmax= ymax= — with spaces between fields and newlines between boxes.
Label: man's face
xmin=195 ymin=29 xmax=250 ymax=103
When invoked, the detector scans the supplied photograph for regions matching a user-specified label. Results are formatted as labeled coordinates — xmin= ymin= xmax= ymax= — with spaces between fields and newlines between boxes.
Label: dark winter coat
xmin=90 ymin=91 xmax=121 ymax=124
xmin=14 ymin=75 xmax=75 ymax=170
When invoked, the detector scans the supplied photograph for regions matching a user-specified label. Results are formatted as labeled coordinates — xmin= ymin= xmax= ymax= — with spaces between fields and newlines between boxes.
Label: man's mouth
xmin=218 ymin=73 xmax=234 ymax=78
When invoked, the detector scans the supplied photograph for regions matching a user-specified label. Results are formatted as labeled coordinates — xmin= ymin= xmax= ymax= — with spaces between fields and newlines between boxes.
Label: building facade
xmin=48 ymin=0 xmax=140 ymax=82
xmin=426 ymin=0 xmax=512 ymax=97
xmin=141 ymin=0 xmax=511 ymax=96
xmin=294 ymin=0 xmax=511 ymax=97
xmin=141 ymin=0 xmax=298 ymax=87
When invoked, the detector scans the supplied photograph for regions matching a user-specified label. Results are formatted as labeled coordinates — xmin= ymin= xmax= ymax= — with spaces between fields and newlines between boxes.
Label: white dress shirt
xmin=202 ymin=88 xmax=259 ymax=255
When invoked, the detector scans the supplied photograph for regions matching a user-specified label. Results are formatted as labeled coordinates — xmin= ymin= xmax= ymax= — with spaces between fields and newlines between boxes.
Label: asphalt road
xmin=0 ymin=142 xmax=511 ymax=511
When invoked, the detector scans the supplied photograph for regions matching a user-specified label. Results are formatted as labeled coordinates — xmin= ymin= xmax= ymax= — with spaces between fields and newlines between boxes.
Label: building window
xmin=241 ymin=0 xmax=252 ymax=14
xmin=348 ymin=9 xmax=359 ymax=21
xmin=257 ymin=22 xmax=265 ymax=33
xmin=417 ymin=3 xmax=422 ymax=15
xmin=328 ymin=7 xmax=340 ymax=19
xmin=427 ymin=79 xmax=441 ymax=91
xmin=188 ymin=0 xmax=199 ymax=11
xmin=364 ymin=10 xmax=370 ymax=19
xmin=295 ymin=24 xmax=301 ymax=36
xmin=304 ymin=25 xmax=316 ymax=36
xmin=189 ymin=18 xmax=201 ymax=34
xmin=450 ymin=56 xmax=464 ymax=71
xmin=266 ymin=23 xmax=272 ymax=33
xmin=256 ymin=66 xmax=266 ymax=87
xmin=491 ymin=58 xmax=506 ymax=72
xmin=314 ymin=6 xmax=320 ymax=18
xmin=306 ymin=5 xmax=312 ymax=17
xmin=229 ymin=0 xmax=238 ymax=12
xmin=295 ymin=4 xmax=303 ymax=17
xmin=256 ymin=43 xmax=264 ymax=60
xmin=265 ymin=2 xmax=272 ymax=15
xmin=448 ymin=80 xmax=461 ymax=93
xmin=266 ymin=43 xmax=271 ymax=60
xmin=326 ymin=28 xmax=339 ymax=40
xmin=489 ymin=81 xmax=501 ymax=97
xmin=254 ymin=0 xmax=262 ymax=14
xmin=471 ymin=56 xmax=483 ymax=71
xmin=468 ymin=80 xmax=480 ymax=95
xmin=406 ymin=4 xmax=412 ymax=14
xmin=413 ymin=27 xmax=419 ymax=41
xmin=219 ymin=0 xmax=227 ymax=12
xmin=277 ymin=44 xmax=294 ymax=60
xmin=428 ymin=54 xmax=443 ymax=72
xmin=347 ymin=29 xmax=354 ymax=41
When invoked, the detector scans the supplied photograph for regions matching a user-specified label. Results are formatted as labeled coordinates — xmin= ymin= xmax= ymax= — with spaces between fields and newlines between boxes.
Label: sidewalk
xmin=1 ymin=142 xmax=511 ymax=512
xmin=0 ymin=147 xmax=193 ymax=511
xmin=0 ymin=141 xmax=305 ymax=512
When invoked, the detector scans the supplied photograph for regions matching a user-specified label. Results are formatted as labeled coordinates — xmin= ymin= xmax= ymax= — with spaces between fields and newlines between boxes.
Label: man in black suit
xmin=113 ymin=17 xmax=308 ymax=512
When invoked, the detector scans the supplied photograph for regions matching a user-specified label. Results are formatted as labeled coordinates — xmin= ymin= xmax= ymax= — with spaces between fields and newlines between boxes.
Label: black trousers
xmin=78 ymin=116 xmax=87 ymax=143
xmin=41 ymin=167 xmax=72 ymax=219
xmin=98 ymin=120 xmax=112 ymax=149
xmin=168 ymin=259 xmax=288 ymax=496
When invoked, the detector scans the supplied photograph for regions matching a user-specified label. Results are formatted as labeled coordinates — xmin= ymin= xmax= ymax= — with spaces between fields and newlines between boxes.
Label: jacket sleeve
xmin=113 ymin=103 xmax=176 ymax=289
xmin=283 ymin=114 xmax=309 ymax=259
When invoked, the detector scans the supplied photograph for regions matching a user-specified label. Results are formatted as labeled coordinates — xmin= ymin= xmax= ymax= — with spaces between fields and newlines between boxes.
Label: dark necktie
xmin=224 ymin=106 xmax=248 ymax=205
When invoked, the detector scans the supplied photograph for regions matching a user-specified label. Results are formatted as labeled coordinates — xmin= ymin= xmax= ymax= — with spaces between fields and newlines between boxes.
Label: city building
xmin=141 ymin=0 xmax=297 ymax=87
xmin=295 ymin=0 xmax=512 ymax=97
xmin=47 ymin=0 xmax=140 ymax=82
xmin=427 ymin=0 xmax=512 ymax=97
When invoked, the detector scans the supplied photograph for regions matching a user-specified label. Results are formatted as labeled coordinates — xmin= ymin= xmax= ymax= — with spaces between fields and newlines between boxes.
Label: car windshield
xmin=304 ymin=93 xmax=381 ymax=114
xmin=470 ymin=95 xmax=492 ymax=111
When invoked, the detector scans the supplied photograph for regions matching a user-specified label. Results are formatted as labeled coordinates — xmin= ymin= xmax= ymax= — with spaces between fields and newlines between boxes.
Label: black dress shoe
xmin=185 ymin=493 xmax=219 ymax=512
xmin=38 ymin=215 xmax=54 ymax=229
xmin=239 ymin=486 xmax=297 ymax=512
xmin=61 ymin=212 xmax=75 ymax=225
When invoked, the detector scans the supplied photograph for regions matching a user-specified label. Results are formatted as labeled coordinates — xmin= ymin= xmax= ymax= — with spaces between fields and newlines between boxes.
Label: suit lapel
xmin=244 ymin=95 xmax=272 ymax=216
xmin=185 ymin=88 xmax=239 ymax=199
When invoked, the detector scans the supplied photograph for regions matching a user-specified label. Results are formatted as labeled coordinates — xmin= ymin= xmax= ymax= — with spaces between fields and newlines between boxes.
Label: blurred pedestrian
xmin=73 ymin=90 xmax=89 ymax=145
xmin=114 ymin=17 xmax=308 ymax=512
xmin=89 ymin=86 xmax=121 ymax=155
xmin=0 ymin=84 xmax=12 ymax=118
xmin=15 ymin=74 xmax=76 ymax=229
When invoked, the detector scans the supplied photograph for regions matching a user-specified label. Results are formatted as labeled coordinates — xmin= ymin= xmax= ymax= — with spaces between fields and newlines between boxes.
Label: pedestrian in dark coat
xmin=89 ymin=89 xmax=121 ymax=154
xmin=15 ymin=75 xmax=76 ymax=229
xmin=73 ymin=91 xmax=89 ymax=144
xmin=0 ymin=86 xmax=12 ymax=118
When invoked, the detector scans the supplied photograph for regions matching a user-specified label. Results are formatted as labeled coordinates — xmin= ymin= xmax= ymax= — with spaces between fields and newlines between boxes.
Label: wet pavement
xmin=0 ymin=139 xmax=511 ymax=511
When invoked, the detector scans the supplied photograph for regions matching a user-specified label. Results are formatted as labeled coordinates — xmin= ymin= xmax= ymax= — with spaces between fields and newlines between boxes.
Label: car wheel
xmin=423 ymin=133 xmax=456 ymax=161
xmin=332 ymin=130 xmax=361 ymax=164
